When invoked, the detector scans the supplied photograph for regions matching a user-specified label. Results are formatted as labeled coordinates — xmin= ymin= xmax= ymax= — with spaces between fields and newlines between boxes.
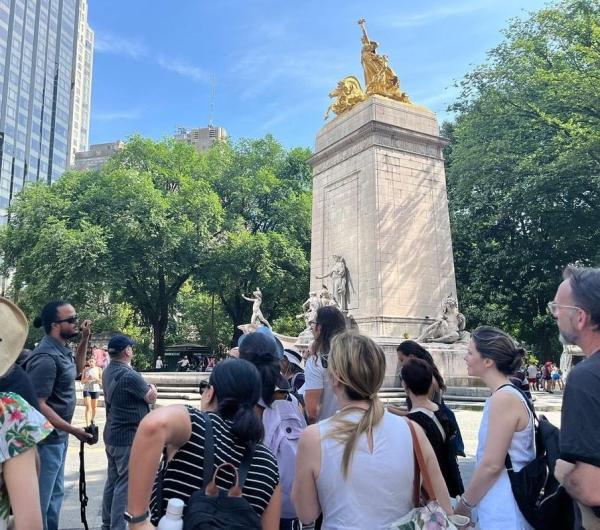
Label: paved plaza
xmin=58 ymin=390 xmax=563 ymax=529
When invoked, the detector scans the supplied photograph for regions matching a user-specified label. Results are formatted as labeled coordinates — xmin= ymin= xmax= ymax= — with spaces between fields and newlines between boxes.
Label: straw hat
xmin=0 ymin=296 xmax=28 ymax=377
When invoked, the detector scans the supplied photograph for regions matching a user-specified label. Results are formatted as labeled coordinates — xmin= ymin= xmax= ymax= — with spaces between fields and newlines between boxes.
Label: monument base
xmin=373 ymin=336 xmax=469 ymax=388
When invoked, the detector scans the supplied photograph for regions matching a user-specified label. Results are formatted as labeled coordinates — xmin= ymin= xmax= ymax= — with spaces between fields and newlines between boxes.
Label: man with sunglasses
xmin=25 ymin=300 xmax=93 ymax=530
xmin=549 ymin=266 xmax=600 ymax=529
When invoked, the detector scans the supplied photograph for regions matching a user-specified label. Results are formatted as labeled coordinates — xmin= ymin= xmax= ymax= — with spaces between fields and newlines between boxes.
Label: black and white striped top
xmin=150 ymin=407 xmax=279 ymax=524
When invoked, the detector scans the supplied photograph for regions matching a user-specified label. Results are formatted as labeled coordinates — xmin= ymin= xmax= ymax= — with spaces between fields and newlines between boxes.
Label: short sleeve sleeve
xmin=0 ymin=392 xmax=52 ymax=463
xmin=26 ymin=354 xmax=57 ymax=399
xmin=125 ymin=372 xmax=150 ymax=401
xmin=560 ymin=368 xmax=600 ymax=466
xmin=303 ymin=357 xmax=325 ymax=391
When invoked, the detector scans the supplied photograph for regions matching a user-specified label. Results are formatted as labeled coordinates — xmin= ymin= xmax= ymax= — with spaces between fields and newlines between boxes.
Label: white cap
xmin=166 ymin=498 xmax=184 ymax=516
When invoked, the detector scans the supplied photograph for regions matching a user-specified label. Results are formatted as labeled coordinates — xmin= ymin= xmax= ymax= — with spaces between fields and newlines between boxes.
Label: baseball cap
xmin=107 ymin=334 xmax=135 ymax=355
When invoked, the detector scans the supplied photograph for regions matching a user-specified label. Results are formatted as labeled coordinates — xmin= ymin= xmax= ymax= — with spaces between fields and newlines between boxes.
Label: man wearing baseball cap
xmin=101 ymin=334 xmax=157 ymax=530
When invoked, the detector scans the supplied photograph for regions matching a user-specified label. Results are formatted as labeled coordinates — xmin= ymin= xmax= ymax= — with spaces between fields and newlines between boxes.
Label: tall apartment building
xmin=68 ymin=0 xmax=93 ymax=165
xmin=0 ymin=0 xmax=92 ymax=222
xmin=174 ymin=125 xmax=227 ymax=152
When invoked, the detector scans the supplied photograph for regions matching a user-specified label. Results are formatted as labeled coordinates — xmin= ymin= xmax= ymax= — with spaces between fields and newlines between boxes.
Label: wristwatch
xmin=123 ymin=510 xmax=149 ymax=524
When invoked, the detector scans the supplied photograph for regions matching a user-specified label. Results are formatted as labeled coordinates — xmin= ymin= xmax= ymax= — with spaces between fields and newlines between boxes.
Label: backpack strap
xmin=202 ymin=411 xmax=215 ymax=488
xmin=496 ymin=383 xmax=537 ymax=472
xmin=201 ymin=411 xmax=254 ymax=490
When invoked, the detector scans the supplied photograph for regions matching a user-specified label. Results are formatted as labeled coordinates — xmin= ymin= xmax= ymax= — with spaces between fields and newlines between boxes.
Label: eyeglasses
xmin=546 ymin=302 xmax=581 ymax=317
xmin=54 ymin=316 xmax=78 ymax=324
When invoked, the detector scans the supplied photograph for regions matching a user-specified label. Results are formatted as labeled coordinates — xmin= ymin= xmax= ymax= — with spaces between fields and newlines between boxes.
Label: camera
xmin=84 ymin=422 xmax=99 ymax=445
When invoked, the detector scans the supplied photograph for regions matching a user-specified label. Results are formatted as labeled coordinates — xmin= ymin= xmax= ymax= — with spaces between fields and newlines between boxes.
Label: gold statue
xmin=358 ymin=18 xmax=410 ymax=103
xmin=323 ymin=76 xmax=367 ymax=120
xmin=324 ymin=19 xmax=411 ymax=120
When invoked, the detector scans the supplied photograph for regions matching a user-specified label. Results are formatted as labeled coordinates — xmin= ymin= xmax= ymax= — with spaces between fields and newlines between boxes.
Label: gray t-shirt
xmin=102 ymin=360 xmax=151 ymax=447
xmin=304 ymin=355 xmax=339 ymax=421
xmin=26 ymin=335 xmax=76 ymax=444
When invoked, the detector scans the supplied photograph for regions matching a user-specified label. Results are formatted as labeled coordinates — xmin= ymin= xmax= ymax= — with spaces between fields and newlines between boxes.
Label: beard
xmin=60 ymin=329 xmax=79 ymax=341
xmin=559 ymin=330 xmax=578 ymax=346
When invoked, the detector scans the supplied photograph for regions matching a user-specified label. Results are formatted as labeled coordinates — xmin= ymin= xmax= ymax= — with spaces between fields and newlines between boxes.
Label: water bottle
xmin=157 ymin=498 xmax=184 ymax=530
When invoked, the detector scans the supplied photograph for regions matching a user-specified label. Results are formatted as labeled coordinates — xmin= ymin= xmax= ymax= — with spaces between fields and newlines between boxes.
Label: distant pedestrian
xmin=154 ymin=355 xmax=163 ymax=371
xmin=550 ymin=266 xmax=600 ymax=529
xmin=24 ymin=300 xmax=93 ymax=530
xmin=81 ymin=355 xmax=102 ymax=426
xmin=527 ymin=361 xmax=539 ymax=390
xmin=101 ymin=334 xmax=157 ymax=530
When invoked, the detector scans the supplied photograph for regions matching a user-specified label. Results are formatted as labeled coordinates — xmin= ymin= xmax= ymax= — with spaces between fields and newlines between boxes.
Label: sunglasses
xmin=54 ymin=316 xmax=78 ymax=324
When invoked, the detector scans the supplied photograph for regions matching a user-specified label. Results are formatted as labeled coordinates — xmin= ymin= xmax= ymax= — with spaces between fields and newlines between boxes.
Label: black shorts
xmin=83 ymin=390 xmax=100 ymax=399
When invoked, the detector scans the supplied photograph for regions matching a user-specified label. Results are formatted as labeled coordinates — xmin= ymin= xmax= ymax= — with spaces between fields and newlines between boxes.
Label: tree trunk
xmin=151 ymin=303 xmax=169 ymax=360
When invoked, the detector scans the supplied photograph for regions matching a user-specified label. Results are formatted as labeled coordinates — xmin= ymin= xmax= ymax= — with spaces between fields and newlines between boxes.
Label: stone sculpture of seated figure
xmin=418 ymin=296 xmax=466 ymax=344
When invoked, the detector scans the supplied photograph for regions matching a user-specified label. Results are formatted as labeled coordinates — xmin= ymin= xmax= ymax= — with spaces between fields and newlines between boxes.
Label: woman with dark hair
xmin=126 ymin=358 xmax=281 ymax=529
xmin=304 ymin=306 xmax=347 ymax=424
xmin=401 ymin=358 xmax=464 ymax=497
xmin=454 ymin=326 xmax=534 ymax=529
xmin=294 ymin=332 xmax=452 ymax=528
xmin=395 ymin=340 xmax=465 ymax=456
xmin=239 ymin=332 xmax=307 ymax=530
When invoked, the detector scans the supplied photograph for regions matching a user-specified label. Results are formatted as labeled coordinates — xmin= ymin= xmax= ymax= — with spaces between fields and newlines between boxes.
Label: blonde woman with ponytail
xmin=293 ymin=332 xmax=451 ymax=530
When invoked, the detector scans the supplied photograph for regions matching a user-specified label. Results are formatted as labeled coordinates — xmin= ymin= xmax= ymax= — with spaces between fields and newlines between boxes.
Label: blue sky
xmin=89 ymin=0 xmax=548 ymax=150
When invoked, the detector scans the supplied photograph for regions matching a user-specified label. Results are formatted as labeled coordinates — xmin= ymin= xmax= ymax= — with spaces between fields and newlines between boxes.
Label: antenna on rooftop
xmin=208 ymin=74 xmax=216 ymax=128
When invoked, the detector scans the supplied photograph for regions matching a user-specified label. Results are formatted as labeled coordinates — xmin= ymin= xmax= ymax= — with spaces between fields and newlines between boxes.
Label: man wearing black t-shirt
xmin=550 ymin=266 xmax=600 ymax=528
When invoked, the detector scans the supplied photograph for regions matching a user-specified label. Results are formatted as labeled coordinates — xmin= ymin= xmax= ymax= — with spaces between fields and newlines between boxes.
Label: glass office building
xmin=0 ymin=0 xmax=88 ymax=222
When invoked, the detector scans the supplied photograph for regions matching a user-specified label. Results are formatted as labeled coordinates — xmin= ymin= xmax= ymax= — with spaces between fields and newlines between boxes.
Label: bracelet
xmin=460 ymin=495 xmax=476 ymax=509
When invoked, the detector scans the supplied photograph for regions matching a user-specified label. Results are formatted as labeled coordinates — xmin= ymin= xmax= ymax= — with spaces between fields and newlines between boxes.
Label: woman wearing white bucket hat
xmin=0 ymin=297 xmax=52 ymax=530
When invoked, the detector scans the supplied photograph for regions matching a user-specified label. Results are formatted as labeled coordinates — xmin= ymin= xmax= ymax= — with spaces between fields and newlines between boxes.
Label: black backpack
xmin=172 ymin=412 xmax=262 ymax=529
xmin=499 ymin=384 xmax=574 ymax=530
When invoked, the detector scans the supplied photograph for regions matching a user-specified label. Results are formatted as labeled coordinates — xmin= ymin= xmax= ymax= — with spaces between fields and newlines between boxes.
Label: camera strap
xmin=79 ymin=439 xmax=90 ymax=530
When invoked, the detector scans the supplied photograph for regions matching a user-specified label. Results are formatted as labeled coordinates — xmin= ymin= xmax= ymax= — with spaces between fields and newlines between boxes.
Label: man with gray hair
xmin=549 ymin=265 xmax=600 ymax=528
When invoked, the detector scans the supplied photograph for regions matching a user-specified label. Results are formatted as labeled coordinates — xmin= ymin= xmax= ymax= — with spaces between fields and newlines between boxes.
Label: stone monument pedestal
xmin=310 ymin=96 xmax=457 ymax=339
xmin=309 ymin=95 xmax=463 ymax=385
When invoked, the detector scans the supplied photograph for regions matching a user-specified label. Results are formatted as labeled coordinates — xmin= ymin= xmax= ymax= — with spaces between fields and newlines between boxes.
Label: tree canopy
xmin=445 ymin=0 xmax=600 ymax=357
xmin=1 ymin=135 xmax=312 ymax=356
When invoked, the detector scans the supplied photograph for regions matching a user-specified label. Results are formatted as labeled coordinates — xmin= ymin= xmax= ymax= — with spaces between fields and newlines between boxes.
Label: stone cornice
xmin=309 ymin=120 xmax=449 ymax=172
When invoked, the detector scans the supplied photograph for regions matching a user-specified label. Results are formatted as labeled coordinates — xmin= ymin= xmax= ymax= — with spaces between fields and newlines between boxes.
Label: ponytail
xmin=208 ymin=358 xmax=264 ymax=449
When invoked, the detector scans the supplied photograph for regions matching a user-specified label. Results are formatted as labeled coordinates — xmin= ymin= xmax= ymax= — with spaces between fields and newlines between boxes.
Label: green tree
xmin=2 ymin=136 xmax=223 ymax=357
xmin=446 ymin=0 xmax=600 ymax=357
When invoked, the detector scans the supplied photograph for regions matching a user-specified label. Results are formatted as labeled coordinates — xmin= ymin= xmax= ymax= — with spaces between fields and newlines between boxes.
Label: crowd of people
xmin=0 ymin=264 xmax=599 ymax=529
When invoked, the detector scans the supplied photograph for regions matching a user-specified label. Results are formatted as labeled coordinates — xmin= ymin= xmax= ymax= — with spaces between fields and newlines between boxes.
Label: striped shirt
xmin=150 ymin=408 xmax=279 ymax=525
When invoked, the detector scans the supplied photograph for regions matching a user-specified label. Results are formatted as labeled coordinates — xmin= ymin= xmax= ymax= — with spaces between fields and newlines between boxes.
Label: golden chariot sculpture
xmin=324 ymin=19 xmax=411 ymax=120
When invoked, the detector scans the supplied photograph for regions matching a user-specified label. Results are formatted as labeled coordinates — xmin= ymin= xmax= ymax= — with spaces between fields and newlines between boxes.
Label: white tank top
xmin=476 ymin=385 xmax=535 ymax=530
xmin=316 ymin=410 xmax=414 ymax=530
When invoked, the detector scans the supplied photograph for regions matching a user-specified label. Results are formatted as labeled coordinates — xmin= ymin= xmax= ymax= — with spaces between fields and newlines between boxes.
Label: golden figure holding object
xmin=325 ymin=19 xmax=411 ymax=120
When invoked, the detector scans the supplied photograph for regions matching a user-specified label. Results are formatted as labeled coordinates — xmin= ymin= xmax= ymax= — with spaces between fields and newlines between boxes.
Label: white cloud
xmin=156 ymin=55 xmax=210 ymax=83
xmin=95 ymin=30 xmax=209 ymax=84
xmin=94 ymin=107 xmax=143 ymax=121
xmin=94 ymin=31 xmax=147 ymax=59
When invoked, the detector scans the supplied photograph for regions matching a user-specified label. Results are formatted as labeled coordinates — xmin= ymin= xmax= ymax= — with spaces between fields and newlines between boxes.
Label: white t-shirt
xmin=527 ymin=365 xmax=537 ymax=378
xmin=304 ymin=355 xmax=339 ymax=421
xmin=155 ymin=359 xmax=163 ymax=369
